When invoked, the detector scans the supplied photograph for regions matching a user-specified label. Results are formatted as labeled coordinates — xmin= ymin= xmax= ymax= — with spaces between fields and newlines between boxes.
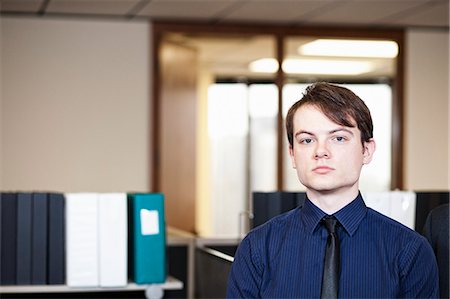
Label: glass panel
xmin=178 ymin=33 xmax=277 ymax=237
xmin=208 ymin=84 xmax=248 ymax=237
xmin=207 ymin=82 xmax=278 ymax=237
xmin=249 ymin=84 xmax=278 ymax=192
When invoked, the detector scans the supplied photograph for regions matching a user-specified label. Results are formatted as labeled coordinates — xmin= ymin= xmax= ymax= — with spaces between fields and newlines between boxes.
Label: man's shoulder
xmin=236 ymin=207 xmax=301 ymax=266
xmin=365 ymin=208 xmax=437 ymax=276
xmin=245 ymin=206 xmax=301 ymax=241
xmin=365 ymin=207 xmax=429 ymax=245
xmin=366 ymin=207 xmax=413 ymax=230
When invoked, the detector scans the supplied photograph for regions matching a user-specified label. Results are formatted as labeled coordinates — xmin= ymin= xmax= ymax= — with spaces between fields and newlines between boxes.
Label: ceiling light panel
xmin=249 ymin=58 xmax=374 ymax=75
xmin=282 ymin=59 xmax=373 ymax=75
xmin=249 ymin=58 xmax=279 ymax=73
xmin=299 ymin=39 xmax=399 ymax=58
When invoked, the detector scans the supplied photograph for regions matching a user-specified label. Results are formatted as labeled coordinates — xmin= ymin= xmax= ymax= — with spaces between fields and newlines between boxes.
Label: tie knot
xmin=322 ymin=216 xmax=338 ymax=234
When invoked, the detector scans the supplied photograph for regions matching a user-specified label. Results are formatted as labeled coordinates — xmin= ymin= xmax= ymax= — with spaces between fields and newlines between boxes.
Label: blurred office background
xmin=0 ymin=1 xmax=448 ymax=297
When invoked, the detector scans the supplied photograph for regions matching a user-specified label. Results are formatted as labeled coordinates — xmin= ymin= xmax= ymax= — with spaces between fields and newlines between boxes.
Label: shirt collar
xmin=300 ymin=192 xmax=367 ymax=236
xmin=334 ymin=193 xmax=367 ymax=236
xmin=301 ymin=197 xmax=327 ymax=234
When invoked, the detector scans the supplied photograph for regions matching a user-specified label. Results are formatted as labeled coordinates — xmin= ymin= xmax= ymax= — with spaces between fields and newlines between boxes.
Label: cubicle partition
xmin=252 ymin=191 xmax=449 ymax=232
xmin=194 ymin=239 xmax=238 ymax=299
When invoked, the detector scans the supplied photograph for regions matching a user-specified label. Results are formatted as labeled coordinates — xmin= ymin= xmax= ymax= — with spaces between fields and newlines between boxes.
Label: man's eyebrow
xmin=294 ymin=128 xmax=354 ymax=138
xmin=294 ymin=130 xmax=314 ymax=138
xmin=329 ymin=128 xmax=354 ymax=135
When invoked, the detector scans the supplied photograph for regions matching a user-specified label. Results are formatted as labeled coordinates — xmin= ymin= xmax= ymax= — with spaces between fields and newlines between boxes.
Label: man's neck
xmin=306 ymin=188 xmax=359 ymax=215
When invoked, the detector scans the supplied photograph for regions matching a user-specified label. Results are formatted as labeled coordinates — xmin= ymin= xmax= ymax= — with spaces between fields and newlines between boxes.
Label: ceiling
xmin=1 ymin=0 xmax=449 ymax=29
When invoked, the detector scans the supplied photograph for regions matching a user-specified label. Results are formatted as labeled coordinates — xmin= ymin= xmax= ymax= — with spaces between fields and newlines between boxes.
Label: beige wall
xmin=0 ymin=17 xmax=151 ymax=192
xmin=405 ymin=29 xmax=449 ymax=190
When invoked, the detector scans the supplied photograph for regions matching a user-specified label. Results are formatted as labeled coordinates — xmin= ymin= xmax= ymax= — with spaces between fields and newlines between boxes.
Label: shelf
xmin=0 ymin=276 xmax=183 ymax=294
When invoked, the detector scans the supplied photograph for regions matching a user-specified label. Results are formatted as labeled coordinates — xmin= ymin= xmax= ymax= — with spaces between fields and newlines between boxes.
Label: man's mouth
xmin=312 ymin=166 xmax=335 ymax=174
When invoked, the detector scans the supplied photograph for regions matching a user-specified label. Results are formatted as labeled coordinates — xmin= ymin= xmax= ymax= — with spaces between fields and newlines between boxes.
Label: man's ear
xmin=362 ymin=138 xmax=376 ymax=165
xmin=289 ymin=144 xmax=297 ymax=169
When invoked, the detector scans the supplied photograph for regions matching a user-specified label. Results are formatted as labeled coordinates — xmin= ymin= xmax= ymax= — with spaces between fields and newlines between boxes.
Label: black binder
xmin=252 ymin=192 xmax=269 ymax=228
xmin=48 ymin=193 xmax=65 ymax=284
xmin=252 ymin=192 xmax=306 ymax=228
xmin=31 ymin=193 xmax=48 ymax=284
xmin=1 ymin=192 xmax=18 ymax=285
xmin=16 ymin=193 xmax=33 ymax=285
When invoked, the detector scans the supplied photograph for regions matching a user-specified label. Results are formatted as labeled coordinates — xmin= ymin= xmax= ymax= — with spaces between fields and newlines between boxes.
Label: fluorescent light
xmin=249 ymin=58 xmax=279 ymax=73
xmin=249 ymin=58 xmax=373 ymax=75
xmin=282 ymin=59 xmax=373 ymax=75
xmin=299 ymin=39 xmax=398 ymax=58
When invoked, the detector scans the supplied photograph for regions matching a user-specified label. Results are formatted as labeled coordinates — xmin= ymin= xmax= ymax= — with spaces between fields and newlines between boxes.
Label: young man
xmin=227 ymin=82 xmax=439 ymax=298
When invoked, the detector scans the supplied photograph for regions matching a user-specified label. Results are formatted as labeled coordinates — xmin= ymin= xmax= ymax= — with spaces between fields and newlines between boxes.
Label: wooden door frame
xmin=151 ymin=21 xmax=405 ymax=191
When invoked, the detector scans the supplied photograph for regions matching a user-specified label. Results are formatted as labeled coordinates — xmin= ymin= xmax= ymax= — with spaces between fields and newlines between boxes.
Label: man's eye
xmin=300 ymin=138 xmax=313 ymax=144
xmin=334 ymin=136 xmax=346 ymax=142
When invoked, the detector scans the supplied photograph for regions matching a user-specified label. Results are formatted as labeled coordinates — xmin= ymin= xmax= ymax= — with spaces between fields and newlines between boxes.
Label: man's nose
xmin=314 ymin=141 xmax=330 ymax=159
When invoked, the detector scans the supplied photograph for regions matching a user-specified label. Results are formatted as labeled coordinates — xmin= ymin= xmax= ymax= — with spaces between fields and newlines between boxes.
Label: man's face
xmin=289 ymin=104 xmax=375 ymax=196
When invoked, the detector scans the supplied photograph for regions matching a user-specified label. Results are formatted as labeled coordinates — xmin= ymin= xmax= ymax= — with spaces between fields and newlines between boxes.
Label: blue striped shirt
xmin=227 ymin=193 xmax=439 ymax=298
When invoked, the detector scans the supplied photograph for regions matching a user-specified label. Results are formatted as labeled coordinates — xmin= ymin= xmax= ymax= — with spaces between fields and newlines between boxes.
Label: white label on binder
xmin=140 ymin=209 xmax=159 ymax=235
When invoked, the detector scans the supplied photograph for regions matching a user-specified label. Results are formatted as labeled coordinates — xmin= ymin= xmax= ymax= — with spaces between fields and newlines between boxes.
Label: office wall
xmin=0 ymin=17 xmax=151 ymax=192
xmin=405 ymin=29 xmax=449 ymax=190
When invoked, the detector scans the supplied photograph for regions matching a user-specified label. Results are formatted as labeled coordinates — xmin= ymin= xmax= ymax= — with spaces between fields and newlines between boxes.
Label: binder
xmin=98 ymin=193 xmax=127 ymax=287
xmin=31 ymin=193 xmax=48 ymax=285
xmin=252 ymin=192 xmax=268 ymax=228
xmin=65 ymin=193 xmax=99 ymax=287
xmin=48 ymin=193 xmax=65 ymax=285
xmin=267 ymin=192 xmax=296 ymax=219
xmin=252 ymin=192 xmax=305 ymax=228
xmin=128 ymin=193 xmax=166 ymax=284
xmin=16 ymin=193 xmax=33 ymax=285
xmin=1 ymin=192 xmax=17 ymax=285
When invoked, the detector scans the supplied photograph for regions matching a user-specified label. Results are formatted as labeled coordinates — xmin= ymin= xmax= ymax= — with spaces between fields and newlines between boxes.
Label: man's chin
xmin=302 ymin=183 xmax=336 ymax=194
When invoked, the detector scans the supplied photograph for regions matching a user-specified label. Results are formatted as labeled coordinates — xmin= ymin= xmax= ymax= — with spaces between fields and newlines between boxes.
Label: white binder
xmin=98 ymin=193 xmax=128 ymax=287
xmin=65 ymin=193 xmax=99 ymax=287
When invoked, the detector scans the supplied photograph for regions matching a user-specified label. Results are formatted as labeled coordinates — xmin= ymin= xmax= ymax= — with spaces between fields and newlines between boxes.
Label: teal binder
xmin=128 ymin=193 xmax=166 ymax=284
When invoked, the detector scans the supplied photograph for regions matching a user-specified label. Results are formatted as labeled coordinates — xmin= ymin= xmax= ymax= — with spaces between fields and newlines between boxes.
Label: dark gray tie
xmin=321 ymin=216 xmax=340 ymax=299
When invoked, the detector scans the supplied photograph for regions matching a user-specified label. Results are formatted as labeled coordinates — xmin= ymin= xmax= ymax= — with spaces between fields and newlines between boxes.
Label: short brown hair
xmin=286 ymin=82 xmax=373 ymax=147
